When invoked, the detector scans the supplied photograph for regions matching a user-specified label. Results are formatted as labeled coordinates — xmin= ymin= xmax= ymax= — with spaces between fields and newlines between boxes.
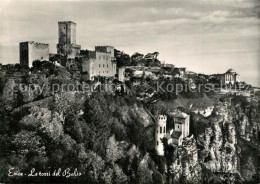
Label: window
xmin=164 ymin=127 xmax=165 ymax=133
xmin=160 ymin=127 xmax=162 ymax=133
xmin=178 ymin=125 xmax=179 ymax=128
xmin=107 ymin=64 xmax=108 ymax=67
xmin=99 ymin=64 xmax=101 ymax=67
xmin=157 ymin=141 xmax=158 ymax=145
xmin=103 ymin=64 xmax=105 ymax=67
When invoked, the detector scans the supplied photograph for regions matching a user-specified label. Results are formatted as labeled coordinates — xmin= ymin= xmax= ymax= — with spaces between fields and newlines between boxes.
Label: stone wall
xmin=118 ymin=68 xmax=125 ymax=82
xmin=95 ymin=46 xmax=115 ymax=57
xmin=57 ymin=21 xmax=80 ymax=58
xmin=20 ymin=41 xmax=49 ymax=67
xmin=82 ymin=46 xmax=117 ymax=80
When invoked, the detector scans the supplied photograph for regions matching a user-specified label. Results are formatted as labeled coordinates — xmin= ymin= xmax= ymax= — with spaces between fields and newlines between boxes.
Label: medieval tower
xmin=20 ymin=41 xmax=49 ymax=68
xmin=155 ymin=115 xmax=167 ymax=156
xmin=57 ymin=21 xmax=81 ymax=58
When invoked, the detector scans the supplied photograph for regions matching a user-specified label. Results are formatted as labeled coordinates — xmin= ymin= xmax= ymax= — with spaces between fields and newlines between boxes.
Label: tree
xmin=112 ymin=164 xmax=128 ymax=184
xmin=84 ymin=151 xmax=105 ymax=183
xmin=116 ymin=52 xmax=131 ymax=67
xmin=136 ymin=165 xmax=153 ymax=183
xmin=1 ymin=79 xmax=17 ymax=110
xmin=19 ymin=107 xmax=64 ymax=142
xmin=12 ymin=130 xmax=46 ymax=156
xmin=106 ymin=135 xmax=123 ymax=164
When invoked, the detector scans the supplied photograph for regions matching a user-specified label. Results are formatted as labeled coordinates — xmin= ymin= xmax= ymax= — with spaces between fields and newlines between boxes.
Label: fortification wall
xmin=58 ymin=21 xmax=76 ymax=45
xmin=71 ymin=23 xmax=76 ymax=44
xmin=93 ymin=52 xmax=116 ymax=78
xmin=20 ymin=42 xmax=49 ymax=67
xmin=20 ymin=42 xmax=29 ymax=67
xmin=82 ymin=51 xmax=117 ymax=80
xmin=95 ymin=46 xmax=115 ymax=57
xmin=118 ymin=68 xmax=125 ymax=82
xmin=57 ymin=21 xmax=79 ymax=57
xmin=29 ymin=42 xmax=49 ymax=67
xmin=82 ymin=58 xmax=95 ymax=79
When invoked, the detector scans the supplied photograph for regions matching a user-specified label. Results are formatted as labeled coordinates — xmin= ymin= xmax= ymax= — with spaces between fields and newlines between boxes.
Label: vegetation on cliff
xmin=0 ymin=61 xmax=259 ymax=183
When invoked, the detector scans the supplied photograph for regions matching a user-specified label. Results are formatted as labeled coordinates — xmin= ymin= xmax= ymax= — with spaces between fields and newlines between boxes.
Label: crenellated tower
xmin=155 ymin=115 xmax=167 ymax=156
xmin=57 ymin=21 xmax=81 ymax=58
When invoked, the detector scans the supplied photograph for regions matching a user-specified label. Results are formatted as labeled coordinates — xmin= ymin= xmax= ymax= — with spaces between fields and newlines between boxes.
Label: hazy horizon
xmin=0 ymin=0 xmax=259 ymax=86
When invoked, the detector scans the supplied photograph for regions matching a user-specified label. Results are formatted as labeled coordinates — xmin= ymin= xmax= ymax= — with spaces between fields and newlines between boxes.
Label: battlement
xmin=158 ymin=115 xmax=167 ymax=121
xmin=71 ymin=44 xmax=81 ymax=49
xmin=95 ymin=45 xmax=114 ymax=48
xmin=95 ymin=46 xmax=115 ymax=58
xmin=89 ymin=51 xmax=96 ymax=59
xmin=58 ymin=21 xmax=76 ymax=25
xmin=20 ymin=41 xmax=49 ymax=46
xmin=80 ymin=50 xmax=96 ymax=59
xmin=95 ymin=46 xmax=114 ymax=53
xmin=20 ymin=41 xmax=49 ymax=68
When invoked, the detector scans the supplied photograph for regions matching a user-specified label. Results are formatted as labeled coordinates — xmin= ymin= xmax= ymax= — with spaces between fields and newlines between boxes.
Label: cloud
xmin=0 ymin=0 xmax=259 ymax=86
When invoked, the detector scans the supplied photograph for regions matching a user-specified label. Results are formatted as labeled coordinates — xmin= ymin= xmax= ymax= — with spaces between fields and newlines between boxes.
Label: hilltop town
xmin=0 ymin=21 xmax=259 ymax=184
xmin=15 ymin=21 xmax=253 ymax=97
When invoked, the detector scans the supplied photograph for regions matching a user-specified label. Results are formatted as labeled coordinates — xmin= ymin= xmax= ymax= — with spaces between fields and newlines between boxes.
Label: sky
xmin=0 ymin=0 xmax=259 ymax=86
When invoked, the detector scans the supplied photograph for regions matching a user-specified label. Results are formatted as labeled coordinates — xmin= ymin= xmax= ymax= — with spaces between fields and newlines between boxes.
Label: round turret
xmin=155 ymin=115 xmax=167 ymax=156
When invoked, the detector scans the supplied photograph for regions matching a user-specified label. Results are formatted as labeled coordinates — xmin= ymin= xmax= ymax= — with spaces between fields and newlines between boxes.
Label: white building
xmin=218 ymin=68 xmax=240 ymax=85
xmin=171 ymin=111 xmax=190 ymax=138
xmin=167 ymin=111 xmax=190 ymax=147
xmin=155 ymin=115 xmax=167 ymax=156
xmin=155 ymin=111 xmax=191 ymax=155
xmin=82 ymin=46 xmax=117 ymax=80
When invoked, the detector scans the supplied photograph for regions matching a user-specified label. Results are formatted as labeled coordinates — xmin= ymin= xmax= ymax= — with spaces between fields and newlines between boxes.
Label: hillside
xmin=0 ymin=62 xmax=259 ymax=183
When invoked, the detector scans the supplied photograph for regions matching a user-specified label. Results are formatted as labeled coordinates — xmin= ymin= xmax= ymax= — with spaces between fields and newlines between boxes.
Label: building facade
xmin=57 ymin=21 xmax=81 ymax=58
xmin=166 ymin=111 xmax=190 ymax=148
xmin=155 ymin=115 xmax=167 ymax=156
xmin=172 ymin=111 xmax=190 ymax=139
xmin=218 ymin=69 xmax=240 ymax=85
xmin=20 ymin=41 xmax=49 ymax=68
xmin=82 ymin=46 xmax=117 ymax=80
xmin=154 ymin=112 xmax=191 ymax=155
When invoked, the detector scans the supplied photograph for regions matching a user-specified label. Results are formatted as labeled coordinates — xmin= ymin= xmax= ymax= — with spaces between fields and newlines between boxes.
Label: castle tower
xmin=57 ymin=21 xmax=81 ymax=58
xmin=155 ymin=115 xmax=167 ymax=156
xmin=20 ymin=41 xmax=49 ymax=68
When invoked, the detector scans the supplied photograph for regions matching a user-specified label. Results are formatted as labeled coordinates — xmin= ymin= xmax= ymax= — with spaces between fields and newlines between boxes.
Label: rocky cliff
xmin=0 ymin=63 xmax=259 ymax=183
xmin=165 ymin=94 xmax=260 ymax=183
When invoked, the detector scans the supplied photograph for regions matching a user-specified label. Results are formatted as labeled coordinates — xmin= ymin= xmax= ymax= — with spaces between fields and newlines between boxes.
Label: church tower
xmin=155 ymin=115 xmax=167 ymax=156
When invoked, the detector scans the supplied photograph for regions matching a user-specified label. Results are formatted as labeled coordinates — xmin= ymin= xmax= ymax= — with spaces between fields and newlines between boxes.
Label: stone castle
xmin=19 ymin=21 xmax=125 ymax=81
xmin=20 ymin=41 xmax=49 ymax=68
xmin=57 ymin=21 xmax=81 ymax=58
xmin=155 ymin=111 xmax=190 ymax=156
xmin=81 ymin=46 xmax=117 ymax=80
